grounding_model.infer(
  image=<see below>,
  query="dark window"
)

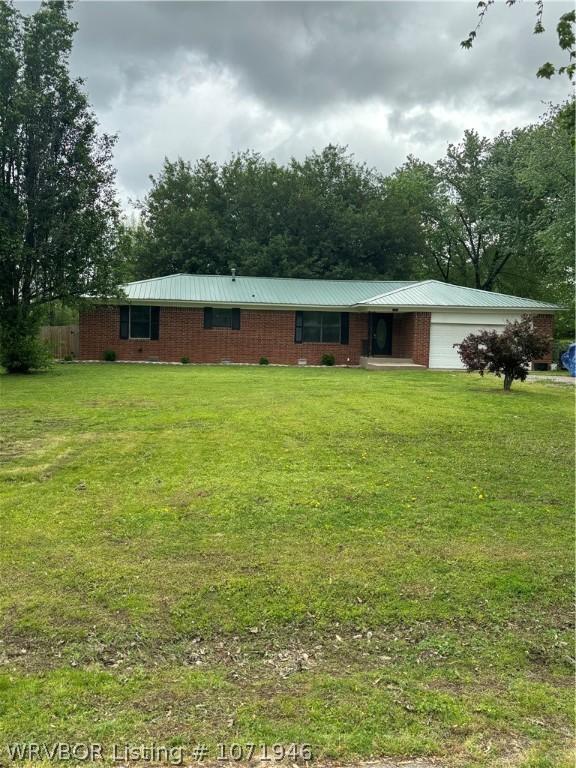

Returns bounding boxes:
[120,306,160,340]
[130,306,151,339]
[301,311,342,343]
[213,308,233,328]
[204,307,241,330]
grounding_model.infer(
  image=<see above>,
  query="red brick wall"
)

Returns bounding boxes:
[411,312,431,367]
[532,313,554,363]
[391,312,431,366]
[391,314,412,358]
[79,305,370,365]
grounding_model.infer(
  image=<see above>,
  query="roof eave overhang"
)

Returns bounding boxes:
[95,297,356,312]
[87,297,560,313]
[353,303,560,312]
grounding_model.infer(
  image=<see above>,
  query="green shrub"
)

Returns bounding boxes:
[62,353,74,362]
[259,356,269,365]
[0,314,52,373]
[103,349,117,362]
[320,353,335,366]
[180,356,190,365]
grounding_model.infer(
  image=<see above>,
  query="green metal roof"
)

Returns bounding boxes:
[120,274,415,307]
[357,279,559,310]
[118,274,558,311]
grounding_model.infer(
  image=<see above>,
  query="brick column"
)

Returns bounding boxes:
[532,313,554,364]
[412,312,431,367]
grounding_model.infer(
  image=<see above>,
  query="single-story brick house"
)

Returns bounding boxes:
[79,273,557,368]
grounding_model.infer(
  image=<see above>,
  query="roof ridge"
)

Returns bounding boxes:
[123,273,186,286]
[424,279,554,305]
[120,276,418,294]
[359,278,556,308]
[357,279,435,304]
[171,274,415,285]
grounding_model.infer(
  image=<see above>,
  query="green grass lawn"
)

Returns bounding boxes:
[0,364,573,767]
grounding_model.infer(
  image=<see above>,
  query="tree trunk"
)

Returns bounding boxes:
[503,373,513,391]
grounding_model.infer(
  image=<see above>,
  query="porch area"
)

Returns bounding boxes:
[360,311,430,368]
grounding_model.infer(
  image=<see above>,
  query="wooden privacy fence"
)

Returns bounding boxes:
[40,325,79,359]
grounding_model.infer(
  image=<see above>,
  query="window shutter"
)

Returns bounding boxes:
[120,306,129,339]
[150,307,160,340]
[294,311,303,343]
[340,312,349,344]
[204,307,213,329]
[231,308,241,330]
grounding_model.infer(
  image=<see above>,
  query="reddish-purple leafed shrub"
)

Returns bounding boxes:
[455,315,551,391]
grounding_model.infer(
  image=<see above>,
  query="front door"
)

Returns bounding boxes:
[370,313,393,356]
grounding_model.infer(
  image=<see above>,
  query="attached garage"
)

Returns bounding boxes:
[429,312,522,369]
[356,280,556,369]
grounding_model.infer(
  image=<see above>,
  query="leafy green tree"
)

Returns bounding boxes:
[0,1,123,372]
[135,157,229,277]
[388,157,479,284]
[472,102,574,335]
[391,109,574,334]
[134,145,422,281]
[461,2,575,80]
[435,129,545,292]
[506,102,575,335]
[394,131,536,291]
[286,145,422,279]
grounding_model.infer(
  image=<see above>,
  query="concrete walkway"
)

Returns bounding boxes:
[527,374,574,385]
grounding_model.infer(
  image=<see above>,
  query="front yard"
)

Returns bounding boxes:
[0,364,573,767]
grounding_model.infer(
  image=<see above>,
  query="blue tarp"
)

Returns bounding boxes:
[560,343,576,377]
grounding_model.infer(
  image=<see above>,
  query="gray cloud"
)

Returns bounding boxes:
[19,1,572,208]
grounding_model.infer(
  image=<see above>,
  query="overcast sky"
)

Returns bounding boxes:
[21,1,574,210]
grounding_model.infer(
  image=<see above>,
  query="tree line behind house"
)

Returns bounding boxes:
[126,103,574,336]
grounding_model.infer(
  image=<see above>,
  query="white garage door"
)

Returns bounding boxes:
[429,323,503,369]
[429,310,520,368]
